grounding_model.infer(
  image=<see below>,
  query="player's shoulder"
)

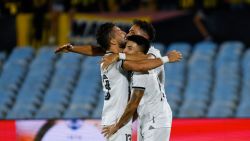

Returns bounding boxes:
[148,46,161,58]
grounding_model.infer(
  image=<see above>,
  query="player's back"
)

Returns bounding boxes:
[100,54,130,126]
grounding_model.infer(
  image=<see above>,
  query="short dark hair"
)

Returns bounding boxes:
[133,20,156,41]
[127,35,150,54]
[96,22,115,51]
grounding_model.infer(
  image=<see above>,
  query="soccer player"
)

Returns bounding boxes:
[55,20,180,101]
[100,21,176,141]
[95,23,179,141]
[103,20,169,95]
[55,20,180,93]
[102,35,173,141]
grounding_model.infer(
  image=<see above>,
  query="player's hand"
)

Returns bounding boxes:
[54,43,73,54]
[101,124,119,138]
[101,53,119,70]
[166,50,182,63]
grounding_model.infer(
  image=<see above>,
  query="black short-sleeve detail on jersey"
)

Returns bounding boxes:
[132,86,145,90]
[148,53,157,59]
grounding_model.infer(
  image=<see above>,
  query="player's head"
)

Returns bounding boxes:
[96,22,126,51]
[123,35,150,55]
[126,19,156,42]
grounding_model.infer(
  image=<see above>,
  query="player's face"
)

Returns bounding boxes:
[123,41,142,55]
[112,26,126,47]
[126,25,149,40]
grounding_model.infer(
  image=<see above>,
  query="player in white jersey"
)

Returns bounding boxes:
[100,54,132,141]
[96,23,179,141]
[55,20,180,99]
[55,20,181,140]
[100,21,179,141]
[102,20,179,94]
[102,35,179,141]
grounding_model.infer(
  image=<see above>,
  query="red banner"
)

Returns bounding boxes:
[0,119,250,141]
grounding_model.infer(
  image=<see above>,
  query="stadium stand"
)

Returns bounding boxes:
[236,49,250,117]
[6,47,57,119]
[0,41,249,119]
[0,47,34,118]
[178,41,217,117]
[64,57,102,119]
[207,42,243,117]
[165,42,191,116]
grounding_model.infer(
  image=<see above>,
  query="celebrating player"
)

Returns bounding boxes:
[102,35,174,141]
[95,23,179,141]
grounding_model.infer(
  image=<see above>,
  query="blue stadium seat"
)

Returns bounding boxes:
[207,101,237,117]
[64,109,91,119]
[35,102,66,119]
[15,91,42,107]
[35,107,62,119]
[91,92,104,118]
[152,43,166,54]
[167,42,191,59]
[236,102,250,117]
[7,47,34,64]
[6,109,34,119]
[193,41,217,57]
[64,103,92,118]
[0,90,16,115]
[178,100,207,118]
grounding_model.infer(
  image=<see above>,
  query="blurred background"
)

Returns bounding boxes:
[0,0,250,140]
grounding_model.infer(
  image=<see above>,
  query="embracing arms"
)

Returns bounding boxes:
[55,44,105,56]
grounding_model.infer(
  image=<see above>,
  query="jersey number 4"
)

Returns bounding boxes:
[103,75,111,100]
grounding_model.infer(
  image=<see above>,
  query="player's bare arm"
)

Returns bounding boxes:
[122,50,182,72]
[54,43,105,56]
[132,110,138,122]
[122,53,176,72]
[101,53,148,70]
[123,59,163,72]
[101,50,182,70]
[102,89,144,138]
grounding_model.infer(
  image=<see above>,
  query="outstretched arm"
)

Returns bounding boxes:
[55,44,105,56]
[102,89,144,138]
[101,50,182,70]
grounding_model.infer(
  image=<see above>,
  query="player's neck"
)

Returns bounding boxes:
[108,44,121,53]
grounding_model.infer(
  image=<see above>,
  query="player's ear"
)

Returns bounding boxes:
[110,38,117,45]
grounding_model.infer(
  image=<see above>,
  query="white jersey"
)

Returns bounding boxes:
[131,72,172,130]
[147,46,166,95]
[100,53,130,126]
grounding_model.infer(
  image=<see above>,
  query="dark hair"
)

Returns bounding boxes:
[133,19,156,41]
[127,35,150,54]
[96,22,115,51]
